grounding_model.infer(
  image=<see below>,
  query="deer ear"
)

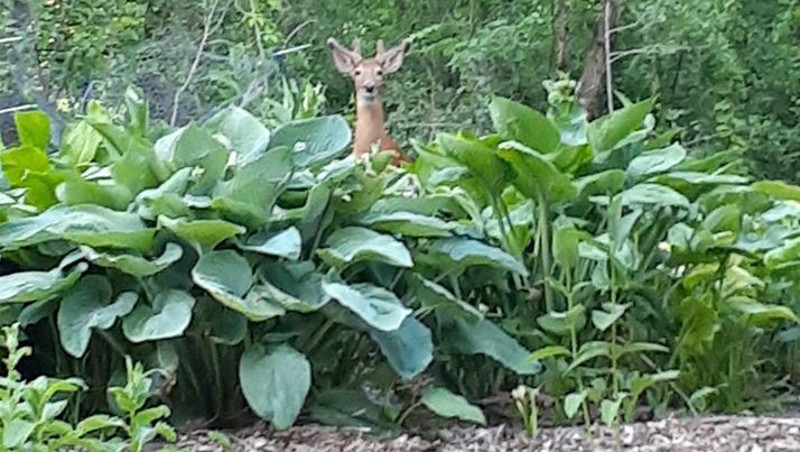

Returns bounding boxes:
[379,38,412,74]
[327,38,360,75]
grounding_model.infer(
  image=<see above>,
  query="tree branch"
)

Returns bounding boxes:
[577,0,623,119]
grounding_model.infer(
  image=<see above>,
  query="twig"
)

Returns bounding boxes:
[0,104,36,115]
[0,36,23,45]
[284,20,315,48]
[273,44,311,56]
[604,0,614,114]
[170,0,229,126]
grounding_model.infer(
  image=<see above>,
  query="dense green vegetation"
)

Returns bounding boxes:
[1,0,800,449]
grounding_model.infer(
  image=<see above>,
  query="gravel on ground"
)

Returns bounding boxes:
[174,415,800,452]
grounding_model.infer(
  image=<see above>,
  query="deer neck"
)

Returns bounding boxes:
[354,97,388,155]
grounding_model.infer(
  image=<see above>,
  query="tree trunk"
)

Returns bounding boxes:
[577,0,622,119]
[553,0,569,72]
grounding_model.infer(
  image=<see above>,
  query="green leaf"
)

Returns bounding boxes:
[57,275,138,357]
[564,390,588,419]
[421,387,486,425]
[80,242,183,277]
[763,237,800,270]
[575,169,626,198]
[529,345,571,361]
[322,281,411,331]
[428,237,528,276]
[193,298,248,345]
[212,146,292,226]
[62,121,104,167]
[0,204,154,251]
[75,415,126,435]
[269,115,350,168]
[489,96,559,153]
[497,140,576,203]
[728,296,800,325]
[238,227,302,260]
[3,419,35,448]
[122,290,196,342]
[752,180,800,202]
[537,305,587,336]
[91,122,167,195]
[567,341,612,372]
[1,145,50,185]
[204,106,270,166]
[589,99,653,153]
[154,123,229,194]
[239,344,311,430]
[443,317,540,375]
[600,394,626,427]
[626,143,686,180]
[552,224,591,269]
[410,275,483,322]
[192,250,284,322]
[614,183,690,208]
[255,261,329,312]
[318,227,413,268]
[368,316,433,380]
[56,174,133,210]
[356,211,452,238]
[591,303,630,332]
[159,216,245,254]
[15,111,50,150]
[0,262,87,303]
[437,132,513,197]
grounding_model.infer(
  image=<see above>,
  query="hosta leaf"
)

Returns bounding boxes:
[80,243,183,277]
[428,237,528,276]
[410,275,482,322]
[537,305,587,335]
[57,275,138,358]
[318,227,413,268]
[159,216,245,254]
[204,106,270,165]
[0,262,87,303]
[575,169,626,198]
[0,204,154,251]
[421,387,486,425]
[122,290,196,342]
[134,167,193,219]
[193,297,248,345]
[589,99,653,153]
[56,173,132,211]
[356,211,452,237]
[765,237,800,270]
[497,140,576,203]
[614,183,689,208]
[368,316,433,380]
[437,132,512,197]
[192,250,284,321]
[91,122,167,195]
[322,281,411,331]
[238,227,302,260]
[728,296,800,324]
[489,96,559,153]
[154,123,228,194]
[239,344,311,430]
[752,180,800,202]
[15,110,50,150]
[256,261,329,312]
[443,317,540,375]
[268,115,351,168]
[626,143,686,180]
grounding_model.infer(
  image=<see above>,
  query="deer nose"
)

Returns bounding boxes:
[364,83,375,93]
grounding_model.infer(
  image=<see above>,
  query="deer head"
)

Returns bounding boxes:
[326,37,412,105]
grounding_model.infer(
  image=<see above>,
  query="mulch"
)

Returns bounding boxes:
[174,414,800,451]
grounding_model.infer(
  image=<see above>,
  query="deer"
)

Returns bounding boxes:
[326,36,413,167]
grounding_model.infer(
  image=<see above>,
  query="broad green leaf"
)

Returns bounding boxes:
[0,145,50,185]
[75,415,127,436]
[600,394,626,427]
[626,143,686,180]
[437,132,512,197]
[255,261,329,312]
[154,123,229,194]
[489,96,559,153]
[124,85,149,137]
[193,297,248,345]
[591,303,630,331]
[765,237,800,270]
[204,106,270,165]
[238,227,302,260]
[428,237,528,276]
[421,387,486,425]
[323,281,411,331]
[553,224,591,269]
[269,115,350,168]
[537,305,586,336]
[159,216,245,253]
[752,180,800,202]
[575,169,626,198]
[567,341,612,372]
[614,183,689,208]
[411,275,483,322]
[368,316,433,380]
[57,275,138,358]
[497,140,576,203]
[91,122,167,195]
[80,242,183,277]
[0,204,154,251]
[564,390,588,419]
[654,172,748,189]
[356,211,452,237]
[529,345,571,361]
[192,250,284,321]
[212,146,292,227]
[728,296,800,325]
[589,99,653,153]
[61,106,106,166]
[122,290,196,342]
[134,167,193,219]
[239,344,311,430]
[15,111,50,150]
[56,174,133,210]
[0,263,87,303]
[443,317,540,375]
[318,227,413,268]
[3,419,35,448]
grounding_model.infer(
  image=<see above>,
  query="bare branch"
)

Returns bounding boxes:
[0,36,23,45]
[604,0,614,114]
[0,104,36,115]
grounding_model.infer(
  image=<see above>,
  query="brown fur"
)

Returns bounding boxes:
[327,37,412,166]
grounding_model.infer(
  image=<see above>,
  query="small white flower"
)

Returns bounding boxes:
[657,241,671,253]
[226,150,239,168]
[190,167,205,179]
[511,385,528,401]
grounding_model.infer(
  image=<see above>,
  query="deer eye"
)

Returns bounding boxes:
[376,69,383,76]
[354,70,362,76]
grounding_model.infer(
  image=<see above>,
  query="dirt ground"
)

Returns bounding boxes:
[175,414,800,452]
